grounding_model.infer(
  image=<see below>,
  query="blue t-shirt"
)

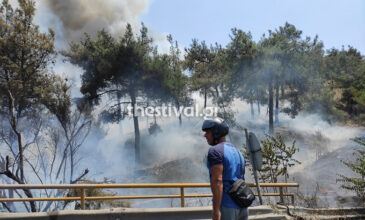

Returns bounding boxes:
[207,142,246,209]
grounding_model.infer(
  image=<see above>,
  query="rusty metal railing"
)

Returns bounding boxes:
[0,183,299,210]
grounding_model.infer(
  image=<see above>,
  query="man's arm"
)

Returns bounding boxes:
[211,164,223,220]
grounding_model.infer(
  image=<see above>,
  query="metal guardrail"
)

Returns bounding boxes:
[0,183,299,210]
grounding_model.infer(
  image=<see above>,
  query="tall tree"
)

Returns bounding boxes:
[0,0,56,212]
[256,23,324,133]
[156,35,191,126]
[0,0,88,212]
[184,39,214,108]
[255,46,282,133]
[64,24,167,166]
[260,23,302,129]
[185,39,236,124]
[226,28,257,120]
[323,47,365,121]
[184,40,232,109]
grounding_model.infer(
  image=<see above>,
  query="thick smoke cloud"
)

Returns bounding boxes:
[41,0,149,46]
[28,0,152,97]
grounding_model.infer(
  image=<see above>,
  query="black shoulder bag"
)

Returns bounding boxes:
[227,149,255,207]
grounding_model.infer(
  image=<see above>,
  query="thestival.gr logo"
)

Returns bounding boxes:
[126,104,218,117]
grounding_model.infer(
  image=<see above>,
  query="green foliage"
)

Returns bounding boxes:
[150,35,192,125]
[324,47,365,122]
[187,22,364,128]
[65,23,165,109]
[260,23,324,119]
[64,24,160,163]
[0,0,58,117]
[337,138,365,203]
[226,28,259,122]
[184,38,238,124]
[0,0,81,212]
[260,135,301,183]
[64,24,195,163]
[184,40,222,102]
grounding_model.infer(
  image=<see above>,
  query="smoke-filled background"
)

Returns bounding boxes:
[1,0,364,211]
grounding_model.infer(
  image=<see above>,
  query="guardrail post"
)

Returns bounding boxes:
[279,186,284,204]
[291,195,294,205]
[180,187,185,207]
[80,188,85,210]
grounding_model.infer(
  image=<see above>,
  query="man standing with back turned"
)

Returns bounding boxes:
[202,117,248,220]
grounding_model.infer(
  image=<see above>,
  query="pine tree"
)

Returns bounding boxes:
[64,24,170,166]
[0,0,71,212]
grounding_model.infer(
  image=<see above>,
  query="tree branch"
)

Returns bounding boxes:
[1,202,12,212]
[71,169,89,184]
[0,156,36,212]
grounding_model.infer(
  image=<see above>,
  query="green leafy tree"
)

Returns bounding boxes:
[255,23,324,133]
[210,44,237,125]
[254,46,283,133]
[0,0,90,212]
[184,39,216,109]
[152,35,192,126]
[185,38,236,124]
[337,138,365,204]
[0,0,57,212]
[324,47,365,122]
[260,135,300,184]
[64,24,168,165]
[226,28,258,120]
[260,23,304,131]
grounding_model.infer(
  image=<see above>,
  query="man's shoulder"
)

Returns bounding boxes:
[208,142,225,153]
[207,144,225,166]
[222,142,235,148]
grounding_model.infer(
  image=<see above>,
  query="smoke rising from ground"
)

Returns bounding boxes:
[79,94,363,181]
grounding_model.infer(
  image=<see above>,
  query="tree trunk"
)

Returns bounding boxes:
[250,100,254,120]
[70,142,74,183]
[57,123,73,184]
[2,157,37,212]
[177,101,182,126]
[215,86,220,100]
[7,90,24,181]
[130,91,140,167]
[268,79,274,134]
[204,87,207,109]
[257,101,261,115]
[117,90,122,121]
[275,82,279,124]
[8,91,37,211]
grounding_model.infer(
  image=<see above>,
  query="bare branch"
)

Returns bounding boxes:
[71,169,89,184]
[1,202,12,212]
[0,156,36,212]
[13,189,30,213]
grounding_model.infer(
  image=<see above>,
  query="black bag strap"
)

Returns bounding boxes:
[223,148,245,193]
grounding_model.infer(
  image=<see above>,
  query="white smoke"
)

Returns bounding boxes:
[38,0,150,47]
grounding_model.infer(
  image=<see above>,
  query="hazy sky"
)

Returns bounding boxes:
[141,0,365,53]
